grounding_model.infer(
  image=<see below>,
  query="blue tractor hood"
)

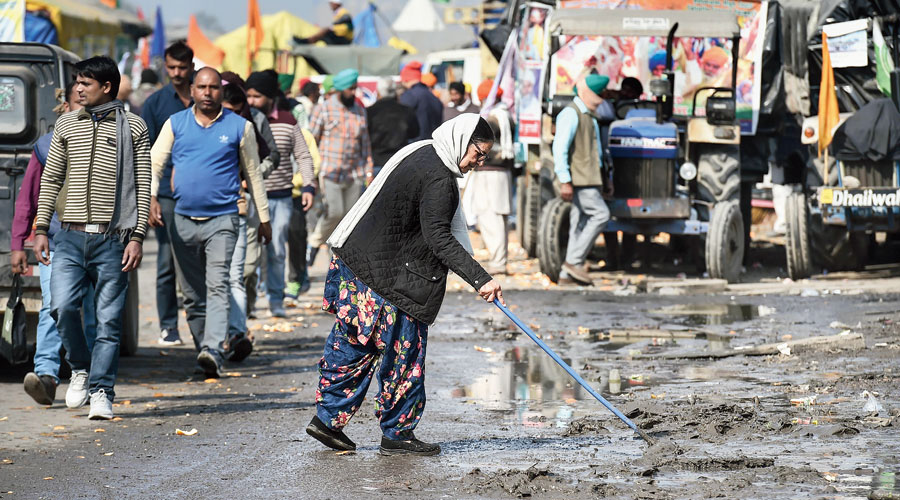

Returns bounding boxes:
[608,109,677,159]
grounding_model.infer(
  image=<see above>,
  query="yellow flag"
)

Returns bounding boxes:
[818,33,840,155]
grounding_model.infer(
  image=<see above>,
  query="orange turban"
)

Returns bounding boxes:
[701,46,730,67]
[421,72,437,88]
[477,79,502,101]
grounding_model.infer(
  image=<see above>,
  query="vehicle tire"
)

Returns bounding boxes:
[119,270,139,357]
[697,146,741,209]
[537,197,571,283]
[784,191,813,280]
[807,213,859,272]
[518,174,541,257]
[705,200,744,283]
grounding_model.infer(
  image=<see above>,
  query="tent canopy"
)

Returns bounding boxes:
[25,0,150,55]
[215,11,320,77]
[393,0,445,32]
[290,44,403,76]
[550,8,740,39]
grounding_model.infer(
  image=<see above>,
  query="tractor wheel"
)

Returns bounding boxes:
[119,270,140,357]
[518,174,541,257]
[537,197,571,283]
[784,191,814,280]
[808,213,860,272]
[697,146,741,214]
[705,200,744,283]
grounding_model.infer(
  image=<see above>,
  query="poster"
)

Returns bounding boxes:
[516,3,552,145]
[552,0,767,135]
[517,62,545,144]
[823,19,868,68]
[0,0,24,43]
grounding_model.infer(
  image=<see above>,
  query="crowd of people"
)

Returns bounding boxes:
[11,39,510,453]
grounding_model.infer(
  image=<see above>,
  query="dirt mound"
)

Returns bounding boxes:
[624,401,783,442]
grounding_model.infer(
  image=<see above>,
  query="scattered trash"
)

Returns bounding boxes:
[158,350,169,356]
[204,379,218,384]
[175,428,198,436]
[862,391,885,415]
[103,452,114,456]
[790,396,817,407]
[335,450,356,456]
[473,345,494,353]
[577,326,590,335]
[800,289,820,297]
[608,369,621,395]
[0,417,7,421]
[263,322,293,333]
[776,343,791,356]
[791,417,818,425]
[94,428,105,433]
[225,372,242,377]
[43,477,53,480]
[829,320,852,330]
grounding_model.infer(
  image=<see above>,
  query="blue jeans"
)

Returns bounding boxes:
[154,196,179,332]
[35,251,97,383]
[50,229,129,401]
[228,215,248,338]
[171,213,238,355]
[265,196,292,309]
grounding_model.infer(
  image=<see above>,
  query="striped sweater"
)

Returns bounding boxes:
[36,108,152,242]
[266,109,315,196]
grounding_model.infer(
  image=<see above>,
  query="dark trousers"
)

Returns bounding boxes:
[154,196,179,331]
[288,197,308,283]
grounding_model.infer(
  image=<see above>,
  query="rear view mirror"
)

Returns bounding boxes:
[649,78,669,97]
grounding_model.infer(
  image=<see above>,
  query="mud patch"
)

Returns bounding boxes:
[460,465,579,498]
[564,417,612,436]
[624,401,784,441]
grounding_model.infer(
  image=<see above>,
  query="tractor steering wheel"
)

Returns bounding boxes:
[614,99,657,120]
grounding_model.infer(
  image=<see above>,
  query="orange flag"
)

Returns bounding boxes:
[818,33,840,156]
[247,0,264,72]
[188,15,225,68]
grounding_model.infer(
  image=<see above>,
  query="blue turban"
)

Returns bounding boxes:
[649,50,667,71]
[333,68,359,91]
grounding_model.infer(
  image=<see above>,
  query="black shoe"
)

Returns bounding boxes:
[197,349,223,378]
[306,415,356,451]
[225,335,253,363]
[23,372,57,405]
[379,433,441,456]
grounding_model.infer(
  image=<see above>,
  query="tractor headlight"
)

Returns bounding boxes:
[679,162,697,181]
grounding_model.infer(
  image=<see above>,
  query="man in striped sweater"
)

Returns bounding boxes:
[246,71,316,318]
[33,56,151,420]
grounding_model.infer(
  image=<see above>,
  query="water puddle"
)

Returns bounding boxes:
[648,303,774,326]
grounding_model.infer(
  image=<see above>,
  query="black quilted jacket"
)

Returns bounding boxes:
[333,145,491,324]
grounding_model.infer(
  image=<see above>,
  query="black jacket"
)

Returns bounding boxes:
[399,83,444,142]
[334,145,491,324]
[367,97,419,166]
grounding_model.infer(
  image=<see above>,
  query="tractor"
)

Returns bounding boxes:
[533,9,745,283]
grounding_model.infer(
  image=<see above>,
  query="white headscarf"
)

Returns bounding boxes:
[327,113,481,254]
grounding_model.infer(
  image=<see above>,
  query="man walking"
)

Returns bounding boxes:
[398,61,443,142]
[442,81,479,122]
[551,75,611,286]
[367,77,418,178]
[33,56,151,419]
[149,68,272,377]
[12,81,97,406]
[245,70,316,317]
[307,69,373,267]
[141,41,194,346]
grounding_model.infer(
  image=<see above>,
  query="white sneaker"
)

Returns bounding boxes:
[88,389,114,420]
[66,370,89,408]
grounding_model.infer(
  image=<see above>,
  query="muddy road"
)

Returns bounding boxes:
[1,238,899,499]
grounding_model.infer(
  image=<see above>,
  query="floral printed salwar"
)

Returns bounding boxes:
[315,258,428,439]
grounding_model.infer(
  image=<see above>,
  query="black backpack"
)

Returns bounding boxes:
[1,275,29,365]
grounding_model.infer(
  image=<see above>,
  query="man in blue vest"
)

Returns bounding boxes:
[149,67,271,377]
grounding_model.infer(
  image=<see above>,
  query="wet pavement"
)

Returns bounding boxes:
[1,237,899,499]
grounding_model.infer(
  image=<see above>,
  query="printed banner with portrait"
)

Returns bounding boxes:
[552,0,767,134]
[516,3,552,144]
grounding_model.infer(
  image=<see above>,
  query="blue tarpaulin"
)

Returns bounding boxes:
[353,2,381,47]
[24,11,58,45]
